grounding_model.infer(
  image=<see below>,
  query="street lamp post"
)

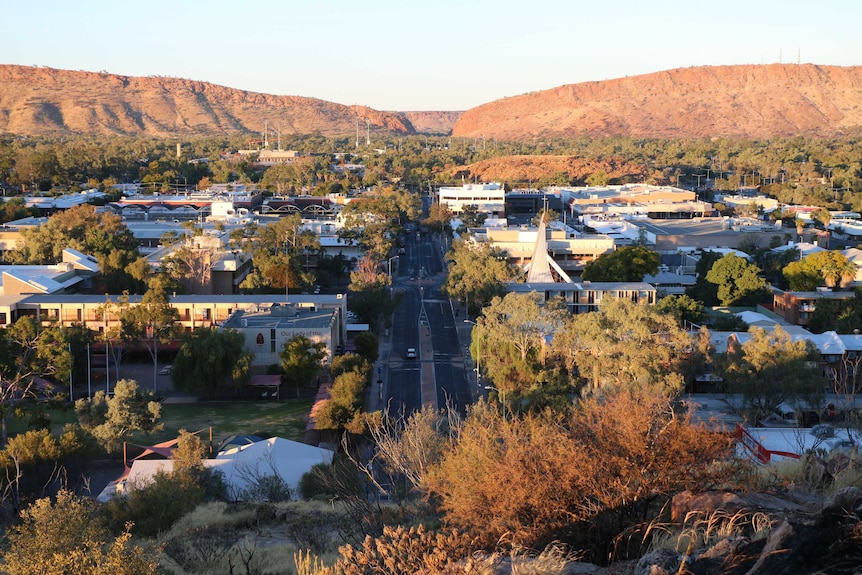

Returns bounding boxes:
[147,323,159,396]
[464,319,480,386]
[386,255,398,280]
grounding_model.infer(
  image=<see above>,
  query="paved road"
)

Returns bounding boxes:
[376,225,473,417]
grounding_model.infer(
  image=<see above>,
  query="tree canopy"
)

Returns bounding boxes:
[782,250,856,291]
[551,297,692,396]
[443,240,519,317]
[8,204,143,292]
[581,245,659,282]
[280,334,326,387]
[172,328,253,399]
[75,379,162,454]
[718,326,823,423]
[705,253,767,306]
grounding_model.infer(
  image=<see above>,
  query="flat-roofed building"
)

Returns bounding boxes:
[507,281,657,314]
[221,302,340,366]
[470,222,615,275]
[437,182,505,216]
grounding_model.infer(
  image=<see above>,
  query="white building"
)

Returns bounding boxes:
[437,182,505,217]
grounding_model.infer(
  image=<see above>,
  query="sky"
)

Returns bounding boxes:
[3,0,860,111]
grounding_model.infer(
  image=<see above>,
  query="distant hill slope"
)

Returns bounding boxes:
[0,65,417,137]
[452,64,862,140]
[398,111,463,135]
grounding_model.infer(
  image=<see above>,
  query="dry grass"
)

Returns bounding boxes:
[159,500,344,575]
[647,508,775,556]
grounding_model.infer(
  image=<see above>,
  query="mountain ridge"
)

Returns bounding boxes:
[0,64,421,137]
[452,64,862,140]
[2,63,862,139]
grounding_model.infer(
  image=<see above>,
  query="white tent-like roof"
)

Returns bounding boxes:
[99,437,333,502]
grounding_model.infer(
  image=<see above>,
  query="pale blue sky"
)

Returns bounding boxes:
[3,0,859,111]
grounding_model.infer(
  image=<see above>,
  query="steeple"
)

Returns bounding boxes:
[526,212,556,283]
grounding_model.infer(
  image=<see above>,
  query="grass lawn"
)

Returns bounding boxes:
[155,399,314,444]
[17,398,315,448]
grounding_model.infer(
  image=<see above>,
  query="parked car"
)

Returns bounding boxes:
[406,348,417,359]
[158,365,173,375]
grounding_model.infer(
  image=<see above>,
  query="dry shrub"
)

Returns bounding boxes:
[424,390,733,554]
[163,502,257,537]
[508,543,581,575]
[329,524,474,575]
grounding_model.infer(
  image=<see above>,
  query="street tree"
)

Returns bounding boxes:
[422,202,453,235]
[705,253,767,306]
[581,245,659,282]
[472,292,568,404]
[280,335,326,392]
[348,255,397,326]
[551,297,691,396]
[718,326,823,424]
[443,240,519,317]
[172,328,253,399]
[75,379,162,454]
[120,288,179,395]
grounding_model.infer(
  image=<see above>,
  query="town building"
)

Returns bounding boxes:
[0,248,99,296]
[437,182,505,217]
[221,302,340,366]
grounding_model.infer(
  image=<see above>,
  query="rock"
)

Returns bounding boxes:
[671,490,807,523]
[634,548,680,575]
[821,486,862,525]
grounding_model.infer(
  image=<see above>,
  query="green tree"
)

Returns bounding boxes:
[655,294,708,327]
[551,297,691,396]
[172,328,253,399]
[353,331,379,363]
[585,169,610,187]
[718,326,823,424]
[443,240,519,317]
[1,490,162,575]
[280,334,326,391]
[783,250,856,291]
[422,202,452,235]
[581,245,659,282]
[0,317,70,445]
[9,205,141,292]
[475,292,568,404]
[348,256,397,327]
[705,253,767,306]
[457,204,487,231]
[74,379,162,455]
[314,363,372,431]
[0,197,39,224]
[119,288,179,395]
[686,250,723,306]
